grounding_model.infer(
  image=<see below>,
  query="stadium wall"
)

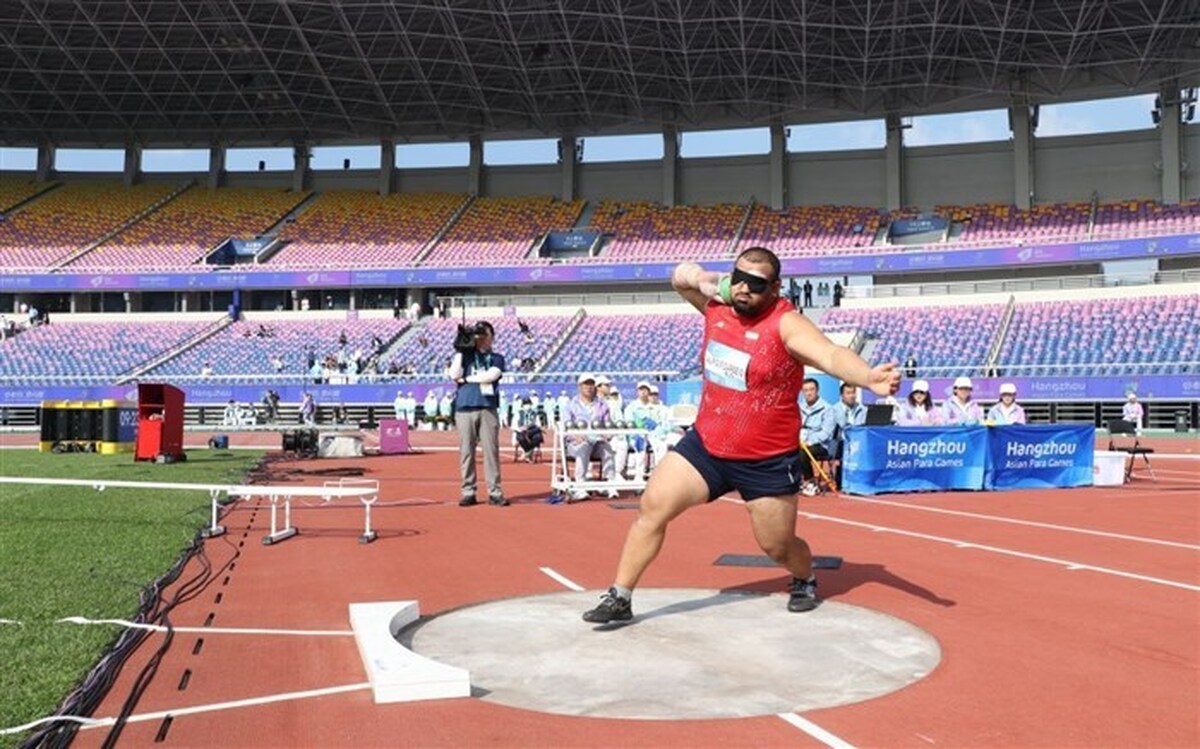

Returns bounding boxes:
[395,167,469,194]
[576,160,663,202]
[1035,129,1160,203]
[481,164,559,197]
[679,155,770,205]
[1185,125,1200,199]
[789,149,887,207]
[9,125,1197,209]
[905,140,1013,206]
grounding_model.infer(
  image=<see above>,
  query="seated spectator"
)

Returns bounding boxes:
[563,374,617,501]
[798,378,837,492]
[1122,392,1144,432]
[515,421,544,462]
[201,362,214,379]
[897,380,942,425]
[614,381,655,479]
[941,376,984,425]
[830,383,866,486]
[987,383,1026,425]
[438,391,455,429]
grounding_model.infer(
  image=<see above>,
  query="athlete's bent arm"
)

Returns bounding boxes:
[672,262,723,313]
[780,311,899,397]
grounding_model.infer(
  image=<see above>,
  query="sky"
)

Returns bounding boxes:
[0,93,1168,173]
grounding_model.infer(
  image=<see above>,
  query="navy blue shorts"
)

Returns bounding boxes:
[670,428,804,502]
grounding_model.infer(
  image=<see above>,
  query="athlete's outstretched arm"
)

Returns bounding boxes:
[780,311,900,397]
[672,262,723,313]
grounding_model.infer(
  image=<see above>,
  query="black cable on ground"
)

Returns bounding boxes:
[21,491,248,749]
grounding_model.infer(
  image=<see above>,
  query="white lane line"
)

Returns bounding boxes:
[539,566,585,591]
[75,682,372,731]
[777,712,857,749]
[844,496,1200,550]
[56,617,353,636]
[798,511,1200,592]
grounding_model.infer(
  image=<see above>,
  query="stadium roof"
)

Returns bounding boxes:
[1,1,1198,147]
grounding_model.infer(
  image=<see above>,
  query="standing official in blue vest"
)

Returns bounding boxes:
[447,321,508,507]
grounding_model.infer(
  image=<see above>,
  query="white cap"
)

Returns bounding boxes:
[595,374,612,385]
[636,380,652,390]
[999,383,1017,395]
[648,385,660,394]
[577,373,596,384]
[912,379,930,393]
[954,376,974,389]
[1127,391,1137,400]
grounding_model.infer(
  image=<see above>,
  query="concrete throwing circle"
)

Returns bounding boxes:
[404,589,940,719]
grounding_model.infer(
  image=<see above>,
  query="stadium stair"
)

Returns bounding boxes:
[413,195,476,265]
[983,296,1017,376]
[53,181,195,269]
[116,314,236,384]
[0,180,61,215]
[532,308,586,375]
[725,198,756,256]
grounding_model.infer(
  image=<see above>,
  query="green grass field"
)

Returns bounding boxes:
[0,449,265,746]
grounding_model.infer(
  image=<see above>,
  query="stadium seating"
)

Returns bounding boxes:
[68,187,309,269]
[1091,199,1200,238]
[0,176,52,213]
[938,202,1092,243]
[421,196,584,266]
[999,295,1199,376]
[271,190,464,267]
[591,201,745,261]
[821,304,1005,375]
[386,316,572,375]
[0,182,177,269]
[145,318,411,382]
[740,204,881,256]
[544,314,705,376]
[0,320,209,381]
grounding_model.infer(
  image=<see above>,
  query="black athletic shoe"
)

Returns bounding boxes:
[788,575,819,612]
[488,496,510,506]
[582,588,633,623]
[458,496,478,507]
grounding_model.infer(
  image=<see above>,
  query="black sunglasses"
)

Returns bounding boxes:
[731,268,772,294]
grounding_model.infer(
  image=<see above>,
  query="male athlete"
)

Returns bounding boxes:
[583,247,900,623]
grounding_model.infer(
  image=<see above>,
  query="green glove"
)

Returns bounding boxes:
[717,274,733,304]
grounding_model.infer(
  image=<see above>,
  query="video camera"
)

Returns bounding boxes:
[453,320,492,354]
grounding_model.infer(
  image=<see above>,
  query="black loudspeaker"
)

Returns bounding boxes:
[281,429,318,458]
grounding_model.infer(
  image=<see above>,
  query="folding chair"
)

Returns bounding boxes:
[1107,419,1156,481]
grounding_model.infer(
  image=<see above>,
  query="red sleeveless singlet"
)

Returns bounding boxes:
[693,298,804,459]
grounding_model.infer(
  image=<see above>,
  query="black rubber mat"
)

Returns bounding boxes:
[713,553,843,570]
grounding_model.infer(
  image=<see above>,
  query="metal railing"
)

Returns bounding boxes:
[847,269,1200,300]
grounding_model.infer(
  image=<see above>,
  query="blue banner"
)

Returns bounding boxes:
[1,372,1196,406]
[891,217,948,237]
[543,230,599,251]
[984,424,1095,490]
[842,425,988,495]
[0,232,1195,292]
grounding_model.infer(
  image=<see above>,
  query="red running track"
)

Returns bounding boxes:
[11,430,1196,748]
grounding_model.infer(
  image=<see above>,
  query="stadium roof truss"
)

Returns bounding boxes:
[0,0,1198,147]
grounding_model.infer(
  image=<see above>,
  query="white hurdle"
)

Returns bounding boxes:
[0,476,376,546]
[322,478,381,544]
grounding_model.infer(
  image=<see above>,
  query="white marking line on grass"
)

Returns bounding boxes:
[539,566,585,591]
[56,617,353,636]
[798,511,1200,592]
[844,496,1200,550]
[777,712,857,749]
[73,682,373,732]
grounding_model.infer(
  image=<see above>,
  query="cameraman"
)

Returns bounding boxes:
[446,320,508,507]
